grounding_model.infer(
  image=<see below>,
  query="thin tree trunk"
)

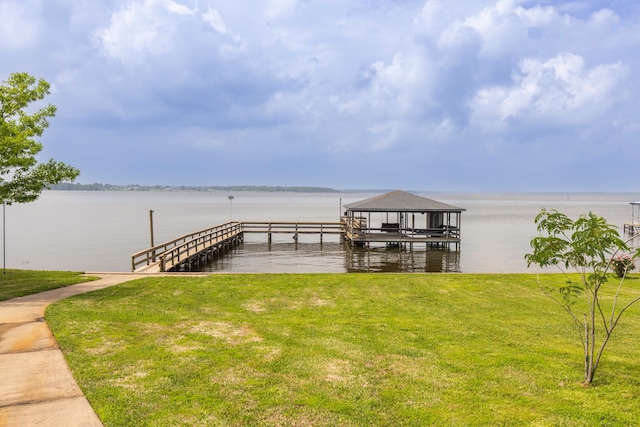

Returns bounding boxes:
[583,314,592,384]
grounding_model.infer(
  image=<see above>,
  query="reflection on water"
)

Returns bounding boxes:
[204,242,345,273]
[345,245,460,273]
[201,241,461,273]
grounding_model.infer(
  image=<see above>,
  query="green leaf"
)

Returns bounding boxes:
[0,72,78,204]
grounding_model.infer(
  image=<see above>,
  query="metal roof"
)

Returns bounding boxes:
[344,190,465,213]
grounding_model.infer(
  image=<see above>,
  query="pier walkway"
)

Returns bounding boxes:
[132,221,344,272]
[132,222,244,273]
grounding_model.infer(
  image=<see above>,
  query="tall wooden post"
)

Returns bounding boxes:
[149,210,155,262]
[149,210,155,247]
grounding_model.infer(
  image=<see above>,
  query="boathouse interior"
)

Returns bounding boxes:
[342,190,465,248]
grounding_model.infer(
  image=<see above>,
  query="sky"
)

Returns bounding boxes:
[1,0,639,191]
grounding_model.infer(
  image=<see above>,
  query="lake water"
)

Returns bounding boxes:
[2,191,639,273]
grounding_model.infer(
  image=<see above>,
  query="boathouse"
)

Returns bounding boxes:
[342,190,465,249]
[624,201,640,234]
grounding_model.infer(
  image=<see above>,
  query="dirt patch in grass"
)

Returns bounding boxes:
[188,321,263,345]
[322,359,358,384]
[85,337,127,356]
[242,300,267,312]
[243,294,335,313]
[261,404,357,427]
[108,360,151,390]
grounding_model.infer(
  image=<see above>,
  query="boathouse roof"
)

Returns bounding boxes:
[344,190,465,213]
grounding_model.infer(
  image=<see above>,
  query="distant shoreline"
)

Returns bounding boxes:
[48,183,640,198]
[50,183,345,193]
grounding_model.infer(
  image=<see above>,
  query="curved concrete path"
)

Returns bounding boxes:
[0,274,149,427]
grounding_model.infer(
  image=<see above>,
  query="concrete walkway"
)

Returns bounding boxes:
[0,274,149,427]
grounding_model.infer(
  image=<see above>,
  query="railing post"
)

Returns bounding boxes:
[149,210,155,261]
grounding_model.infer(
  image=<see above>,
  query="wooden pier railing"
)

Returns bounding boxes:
[242,221,343,243]
[131,221,344,272]
[624,221,640,234]
[131,222,243,272]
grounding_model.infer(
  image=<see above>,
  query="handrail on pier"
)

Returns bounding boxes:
[241,221,343,234]
[158,223,243,272]
[131,222,242,272]
[131,221,345,272]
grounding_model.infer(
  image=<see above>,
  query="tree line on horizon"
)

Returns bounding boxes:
[50,182,340,193]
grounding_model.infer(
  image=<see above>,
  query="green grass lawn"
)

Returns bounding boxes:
[46,273,640,426]
[0,269,95,301]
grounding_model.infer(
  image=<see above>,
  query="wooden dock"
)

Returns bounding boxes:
[132,221,343,272]
[131,217,461,273]
[131,222,244,273]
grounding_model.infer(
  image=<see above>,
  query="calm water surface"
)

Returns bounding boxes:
[3,191,639,273]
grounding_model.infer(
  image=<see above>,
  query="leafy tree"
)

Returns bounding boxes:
[0,72,79,204]
[525,209,640,385]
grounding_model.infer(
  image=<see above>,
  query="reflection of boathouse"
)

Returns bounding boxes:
[342,190,465,249]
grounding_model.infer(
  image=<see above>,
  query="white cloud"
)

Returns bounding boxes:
[165,0,194,15]
[413,0,449,38]
[95,0,204,65]
[0,1,40,49]
[514,3,561,27]
[97,1,170,63]
[265,0,298,21]
[202,6,227,33]
[469,52,629,130]
[458,0,566,58]
[55,69,79,86]
[356,0,634,137]
[369,54,423,106]
[367,121,403,151]
[327,49,435,149]
[587,8,620,28]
